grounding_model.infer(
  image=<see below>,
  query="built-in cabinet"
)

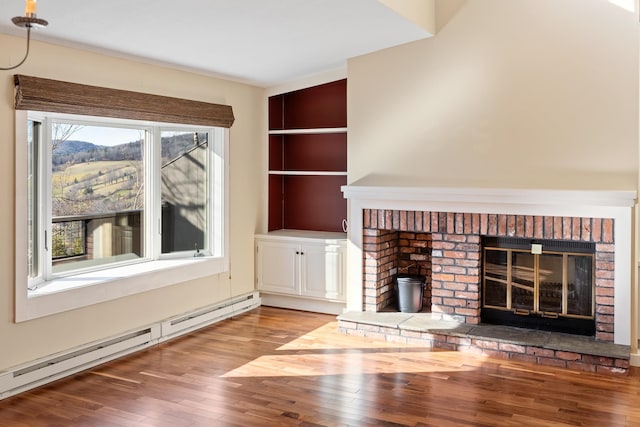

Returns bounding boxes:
[255,231,346,302]
[257,79,348,314]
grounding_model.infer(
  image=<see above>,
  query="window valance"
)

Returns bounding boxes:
[14,74,235,128]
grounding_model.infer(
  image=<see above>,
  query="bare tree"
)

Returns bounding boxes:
[130,130,145,210]
[51,123,85,216]
[52,123,84,152]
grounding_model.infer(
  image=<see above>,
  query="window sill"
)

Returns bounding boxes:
[16,256,228,322]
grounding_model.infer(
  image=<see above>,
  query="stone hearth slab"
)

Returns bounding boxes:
[399,314,474,335]
[338,311,413,328]
[466,324,549,348]
[544,333,629,359]
[337,311,629,361]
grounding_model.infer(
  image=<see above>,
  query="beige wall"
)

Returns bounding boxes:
[379,0,437,35]
[348,0,638,190]
[0,35,263,369]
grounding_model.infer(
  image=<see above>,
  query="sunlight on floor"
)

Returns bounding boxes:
[221,322,478,378]
[277,322,407,351]
[221,352,477,378]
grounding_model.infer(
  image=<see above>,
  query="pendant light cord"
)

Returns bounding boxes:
[1,27,31,71]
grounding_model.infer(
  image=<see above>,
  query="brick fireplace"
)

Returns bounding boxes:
[363,210,614,340]
[342,186,636,347]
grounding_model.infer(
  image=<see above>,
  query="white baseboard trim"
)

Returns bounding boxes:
[0,291,261,400]
[630,344,640,367]
[260,293,345,315]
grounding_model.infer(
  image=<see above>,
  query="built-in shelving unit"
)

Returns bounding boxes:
[258,79,348,314]
[267,79,347,233]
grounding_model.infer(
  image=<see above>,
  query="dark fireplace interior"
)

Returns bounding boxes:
[382,234,596,336]
[481,237,595,336]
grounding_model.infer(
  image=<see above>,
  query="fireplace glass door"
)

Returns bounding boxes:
[482,238,594,335]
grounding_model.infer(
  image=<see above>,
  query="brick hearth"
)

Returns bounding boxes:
[337,311,629,374]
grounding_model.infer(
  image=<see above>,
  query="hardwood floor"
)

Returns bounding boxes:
[1,307,639,427]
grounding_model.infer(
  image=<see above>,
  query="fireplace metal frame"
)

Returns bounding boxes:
[482,237,595,335]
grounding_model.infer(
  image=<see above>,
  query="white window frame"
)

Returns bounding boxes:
[15,110,230,322]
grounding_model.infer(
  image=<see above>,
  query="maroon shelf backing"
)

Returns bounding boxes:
[268,175,284,232]
[268,133,347,172]
[282,175,347,232]
[276,79,347,129]
[268,134,284,171]
[269,95,284,130]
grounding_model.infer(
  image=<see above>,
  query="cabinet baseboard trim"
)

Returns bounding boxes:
[260,293,345,315]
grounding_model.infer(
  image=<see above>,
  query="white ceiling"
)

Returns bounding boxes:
[0,0,431,87]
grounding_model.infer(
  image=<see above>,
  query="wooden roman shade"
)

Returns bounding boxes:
[14,75,234,128]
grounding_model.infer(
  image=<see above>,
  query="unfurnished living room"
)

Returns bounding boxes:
[1,0,640,426]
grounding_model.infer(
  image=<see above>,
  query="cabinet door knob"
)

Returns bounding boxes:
[296,251,300,255]
[300,252,304,255]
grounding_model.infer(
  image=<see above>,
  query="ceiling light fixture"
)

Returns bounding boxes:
[0,0,48,71]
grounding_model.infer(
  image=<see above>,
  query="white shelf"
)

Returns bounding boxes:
[268,128,347,135]
[269,170,347,176]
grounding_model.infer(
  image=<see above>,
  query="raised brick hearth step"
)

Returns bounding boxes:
[337,311,630,374]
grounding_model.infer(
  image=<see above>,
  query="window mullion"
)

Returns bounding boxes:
[211,128,226,257]
[148,127,161,259]
[204,128,212,254]
[43,118,53,281]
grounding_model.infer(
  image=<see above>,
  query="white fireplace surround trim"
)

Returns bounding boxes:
[342,185,637,346]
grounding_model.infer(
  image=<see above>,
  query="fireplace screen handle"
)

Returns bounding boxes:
[513,309,560,319]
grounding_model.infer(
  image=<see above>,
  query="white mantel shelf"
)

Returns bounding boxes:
[342,185,637,209]
[341,184,638,347]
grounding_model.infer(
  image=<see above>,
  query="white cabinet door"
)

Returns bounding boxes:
[256,233,346,303]
[300,243,344,300]
[256,241,299,295]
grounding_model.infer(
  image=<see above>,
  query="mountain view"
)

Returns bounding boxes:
[52,132,198,217]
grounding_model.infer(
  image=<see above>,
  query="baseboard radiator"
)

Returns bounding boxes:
[0,291,260,400]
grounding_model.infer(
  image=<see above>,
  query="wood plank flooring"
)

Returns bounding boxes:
[1,306,639,426]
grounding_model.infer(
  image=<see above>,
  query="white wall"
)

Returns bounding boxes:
[0,35,263,370]
[348,0,638,190]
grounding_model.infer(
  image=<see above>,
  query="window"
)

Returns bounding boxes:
[46,122,146,276]
[17,112,229,321]
[160,130,210,255]
[14,75,233,321]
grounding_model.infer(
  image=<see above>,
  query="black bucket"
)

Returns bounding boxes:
[395,274,426,313]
